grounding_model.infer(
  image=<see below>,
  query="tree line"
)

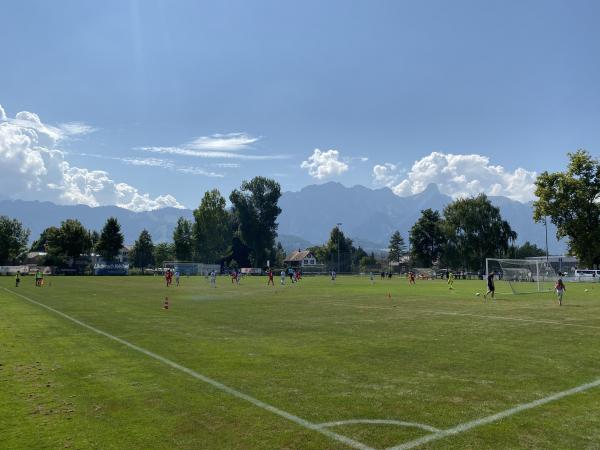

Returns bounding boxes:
[0,176,283,271]
[0,151,599,270]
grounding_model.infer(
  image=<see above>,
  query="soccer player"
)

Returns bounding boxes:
[210,270,217,288]
[280,270,285,285]
[35,269,42,287]
[331,270,336,281]
[165,269,172,287]
[175,271,180,286]
[484,271,495,300]
[15,270,20,287]
[408,271,416,285]
[555,278,566,306]
[447,271,455,289]
[370,271,374,284]
[267,269,274,286]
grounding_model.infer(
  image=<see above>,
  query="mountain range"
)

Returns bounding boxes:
[0,182,565,254]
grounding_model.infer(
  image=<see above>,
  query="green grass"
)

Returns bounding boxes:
[1,274,600,449]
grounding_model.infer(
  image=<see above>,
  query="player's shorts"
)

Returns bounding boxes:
[488,284,495,291]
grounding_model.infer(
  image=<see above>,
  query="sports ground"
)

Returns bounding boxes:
[2,275,599,449]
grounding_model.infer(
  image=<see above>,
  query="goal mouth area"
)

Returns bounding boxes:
[486,258,559,295]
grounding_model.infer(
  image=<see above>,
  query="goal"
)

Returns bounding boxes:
[163,262,220,276]
[486,258,558,294]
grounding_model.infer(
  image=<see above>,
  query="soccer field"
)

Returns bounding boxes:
[2,275,600,449]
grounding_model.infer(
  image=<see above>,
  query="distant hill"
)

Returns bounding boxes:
[0,200,193,244]
[277,182,565,254]
[0,182,565,254]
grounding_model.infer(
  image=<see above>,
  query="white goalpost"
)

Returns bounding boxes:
[486,258,558,294]
[163,262,220,276]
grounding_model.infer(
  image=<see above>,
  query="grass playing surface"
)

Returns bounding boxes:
[1,275,600,449]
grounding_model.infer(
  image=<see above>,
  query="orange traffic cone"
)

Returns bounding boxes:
[163,296,169,310]
[387,292,392,300]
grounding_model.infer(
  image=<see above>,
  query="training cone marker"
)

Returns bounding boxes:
[387,292,392,300]
[163,296,169,310]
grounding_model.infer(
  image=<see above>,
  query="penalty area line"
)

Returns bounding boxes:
[2,288,374,450]
[387,377,600,450]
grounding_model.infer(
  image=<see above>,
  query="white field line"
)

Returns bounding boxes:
[317,419,440,433]
[318,301,600,331]
[2,288,373,450]
[387,377,600,450]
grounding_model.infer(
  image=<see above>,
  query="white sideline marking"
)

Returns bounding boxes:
[2,288,374,450]
[317,419,440,433]
[387,377,600,450]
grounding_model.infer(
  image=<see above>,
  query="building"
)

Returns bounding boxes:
[284,249,319,268]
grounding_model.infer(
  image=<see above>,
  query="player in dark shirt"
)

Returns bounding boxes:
[484,271,495,300]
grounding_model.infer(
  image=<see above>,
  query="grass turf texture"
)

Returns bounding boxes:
[1,275,600,450]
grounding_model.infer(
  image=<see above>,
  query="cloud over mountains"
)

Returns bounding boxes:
[373,152,537,202]
[0,105,183,212]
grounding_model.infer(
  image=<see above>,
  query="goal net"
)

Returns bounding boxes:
[486,258,558,294]
[163,262,220,276]
[411,268,436,280]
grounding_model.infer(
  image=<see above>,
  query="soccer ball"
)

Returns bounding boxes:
[584,289,589,292]
[476,292,481,296]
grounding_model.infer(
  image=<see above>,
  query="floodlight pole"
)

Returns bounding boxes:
[544,216,549,263]
[337,223,342,273]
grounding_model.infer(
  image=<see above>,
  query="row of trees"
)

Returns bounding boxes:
[1,151,599,270]
[147,177,283,269]
[386,196,546,272]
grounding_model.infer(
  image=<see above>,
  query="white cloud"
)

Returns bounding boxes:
[301,148,349,179]
[0,104,183,211]
[140,146,289,160]
[188,132,259,150]
[383,152,537,202]
[372,163,399,187]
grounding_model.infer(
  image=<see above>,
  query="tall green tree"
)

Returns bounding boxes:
[193,189,230,263]
[30,226,60,252]
[0,216,30,265]
[57,219,92,262]
[230,176,282,267]
[131,229,155,270]
[409,209,445,267]
[173,217,193,261]
[154,242,175,268]
[388,230,405,265]
[534,150,600,267]
[97,217,124,262]
[443,194,517,271]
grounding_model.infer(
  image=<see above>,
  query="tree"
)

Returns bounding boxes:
[57,219,92,262]
[388,230,405,265]
[31,226,60,252]
[360,252,378,271]
[272,242,287,268]
[230,176,282,267]
[534,150,600,267]
[173,217,193,261]
[510,241,546,259]
[0,216,30,265]
[443,194,517,271]
[131,229,155,270]
[192,189,230,263]
[154,242,175,268]
[409,209,445,267]
[97,217,124,262]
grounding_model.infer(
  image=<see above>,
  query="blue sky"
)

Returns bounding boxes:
[1,0,599,210]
